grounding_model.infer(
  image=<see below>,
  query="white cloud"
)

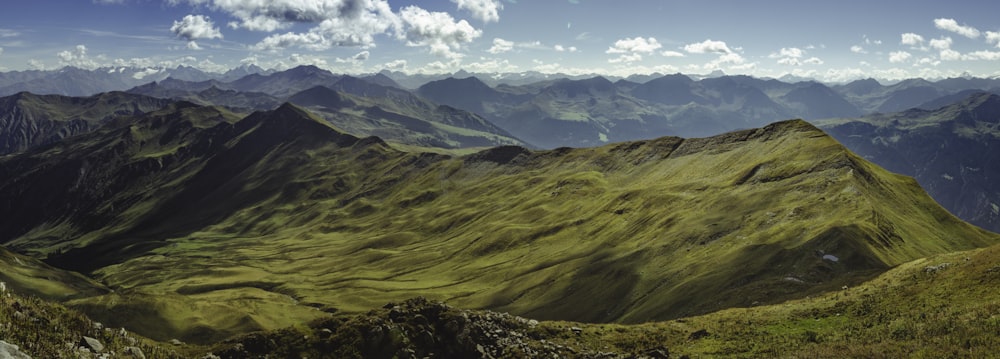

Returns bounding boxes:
[0,29,19,38]
[929,36,952,50]
[987,31,1000,47]
[186,41,202,50]
[661,50,684,57]
[769,47,804,58]
[170,14,222,41]
[916,57,941,66]
[178,0,401,50]
[803,57,823,65]
[28,59,46,70]
[57,45,101,69]
[382,59,407,71]
[704,52,746,70]
[770,47,811,66]
[336,50,370,65]
[850,45,866,54]
[777,57,800,66]
[608,52,643,64]
[451,0,502,23]
[934,18,980,38]
[901,32,925,46]
[0,47,3,57]
[400,6,481,60]
[606,37,660,64]
[463,57,518,72]
[607,37,662,54]
[488,38,513,54]
[554,44,577,52]
[683,39,732,54]
[963,50,1000,61]
[939,48,961,61]
[132,67,164,80]
[889,51,912,63]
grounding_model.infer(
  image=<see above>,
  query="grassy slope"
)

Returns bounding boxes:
[2,110,982,343]
[3,242,998,358]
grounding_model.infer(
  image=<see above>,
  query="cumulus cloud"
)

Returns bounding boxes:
[186,41,202,50]
[661,50,684,57]
[171,14,222,41]
[57,45,101,69]
[777,57,800,66]
[451,0,502,23]
[901,33,924,46]
[934,18,980,38]
[769,47,804,58]
[770,47,813,66]
[939,48,961,61]
[987,31,1000,47]
[382,59,407,71]
[488,38,513,54]
[176,0,402,51]
[704,52,746,70]
[963,50,1000,61]
[608,53,642,64]
[803,57,823,65]
[335,50,370,65]
[607,37,662,54]
[889,51,912,63]
[400,6,481,60]
[929,36,952,50]
[850,45,866,54]
[683,39,732,54]
[606,37,661,64]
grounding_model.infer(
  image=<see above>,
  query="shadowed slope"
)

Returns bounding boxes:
[0,91,170,154]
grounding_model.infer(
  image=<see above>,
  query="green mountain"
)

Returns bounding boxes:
[0,91,170,154]
[818,92,1000,232]
[0,103,994,344]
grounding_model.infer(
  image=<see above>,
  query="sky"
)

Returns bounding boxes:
[1,0,999,82]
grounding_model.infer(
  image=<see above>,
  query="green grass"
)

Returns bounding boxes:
[1,104,996,344]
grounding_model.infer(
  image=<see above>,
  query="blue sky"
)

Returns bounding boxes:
[1,0,999,82]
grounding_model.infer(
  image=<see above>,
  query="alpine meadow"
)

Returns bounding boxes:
[2,1,1000,358]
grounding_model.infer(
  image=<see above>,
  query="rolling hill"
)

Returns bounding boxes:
[0,102,994,344]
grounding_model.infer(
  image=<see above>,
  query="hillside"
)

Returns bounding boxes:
[0,103,994,344]
[818,92,1000,232]
[0,91,170,154]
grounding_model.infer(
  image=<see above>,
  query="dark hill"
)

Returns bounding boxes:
[0,91,170,154]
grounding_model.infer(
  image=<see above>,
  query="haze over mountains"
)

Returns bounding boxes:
[3,64,1000,357]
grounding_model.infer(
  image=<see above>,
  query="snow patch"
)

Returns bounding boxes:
[598,133,608,142]
[822,254,839,262]
[991,203,999,216]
